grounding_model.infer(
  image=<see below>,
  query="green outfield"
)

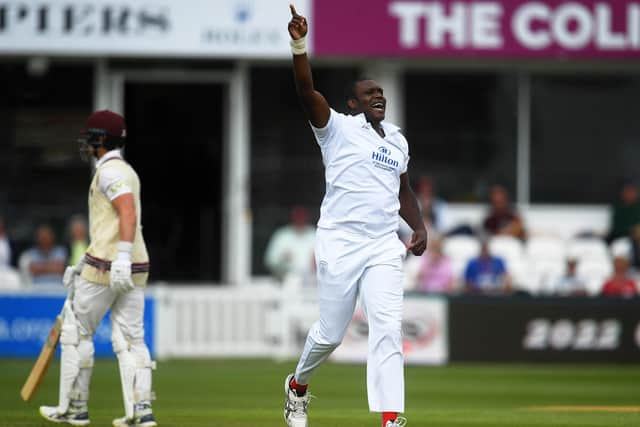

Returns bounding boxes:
[0,358,638,427]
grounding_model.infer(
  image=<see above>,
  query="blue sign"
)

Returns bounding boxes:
[0,293,155,357]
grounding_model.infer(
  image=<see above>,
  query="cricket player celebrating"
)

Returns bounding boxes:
[39,110,157,427]
[284,5,427,427]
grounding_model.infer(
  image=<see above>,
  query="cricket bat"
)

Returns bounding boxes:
[20,311,64,401]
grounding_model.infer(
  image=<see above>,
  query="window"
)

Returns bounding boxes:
[530,75,640,203]
[404,72,518,202]
[250,66,359,275]
[0,62,93,260]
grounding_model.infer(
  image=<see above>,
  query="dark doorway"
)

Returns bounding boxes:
[124,82,224,282]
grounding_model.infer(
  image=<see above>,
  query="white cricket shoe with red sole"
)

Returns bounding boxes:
[385,417,407,427]
[284,373,310,427]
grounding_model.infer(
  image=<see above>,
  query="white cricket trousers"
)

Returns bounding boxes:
[66,278,151,401]
[72,277,147,342]
[294,228,406,412]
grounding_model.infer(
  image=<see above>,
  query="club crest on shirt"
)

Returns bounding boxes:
[371,146,399,172]
[318,260,328,275]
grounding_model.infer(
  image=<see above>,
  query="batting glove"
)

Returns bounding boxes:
[62,259,84,290]
[110,242,135,294]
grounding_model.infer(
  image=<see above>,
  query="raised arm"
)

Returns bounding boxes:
[288,4,330,128]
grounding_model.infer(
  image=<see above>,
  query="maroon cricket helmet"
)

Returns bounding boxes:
[84,110,127,139]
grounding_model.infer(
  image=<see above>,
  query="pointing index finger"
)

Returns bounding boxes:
[290,4,298,16]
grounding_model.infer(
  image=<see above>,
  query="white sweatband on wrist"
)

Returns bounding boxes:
[290,36,306,55]
[116,241,133,262]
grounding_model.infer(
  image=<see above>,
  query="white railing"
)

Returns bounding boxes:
[151,280,319,360]
[150,283,448,364]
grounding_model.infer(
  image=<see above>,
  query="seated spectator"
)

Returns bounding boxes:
[0,215,21,289]
[464,238,512,295]
[601,255,638,298]
[482,185,526,240]
[547,258,587,296]
[630,225,640,269]
[415,176,452,235]
[0,215,11,267]
[19,224,67,286]
[415,237,455,294]
[607,180,640,243]
[67,214,89,266]
[0,267,21,289]
[264,206,316,283]
[400,175,471,242]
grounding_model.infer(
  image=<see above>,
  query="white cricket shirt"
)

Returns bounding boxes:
[311,109,410,238]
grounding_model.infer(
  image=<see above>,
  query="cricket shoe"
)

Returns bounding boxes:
[385,417,408,427]
[112,403,157,427]
[284,373,310,427]
[39,405,90,426]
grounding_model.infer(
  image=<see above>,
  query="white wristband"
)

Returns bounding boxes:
[290,36,306,55]
[117,241,133,262]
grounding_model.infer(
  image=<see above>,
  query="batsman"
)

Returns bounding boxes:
[39,110,157,427]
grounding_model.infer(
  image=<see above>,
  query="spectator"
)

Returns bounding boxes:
[0,216,21,289]
[547,258,587,296]
[630,225,640,269]
[264,206,316,282]
[482,185,526,240]
[414,176,452,234]
[415,237,455,294]
[464,238,512,295]
[19,224,67,286]
[601,255,638,298]
[67,214,89,266]
[607,180,640,243]
[400,175,470,243]
[0,216,11,268]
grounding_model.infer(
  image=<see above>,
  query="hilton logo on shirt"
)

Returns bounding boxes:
[371,146,399,172]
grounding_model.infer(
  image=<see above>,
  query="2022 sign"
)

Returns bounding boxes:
[523,318,622,351]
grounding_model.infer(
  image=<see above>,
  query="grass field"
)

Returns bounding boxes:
[1,358,639,427]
